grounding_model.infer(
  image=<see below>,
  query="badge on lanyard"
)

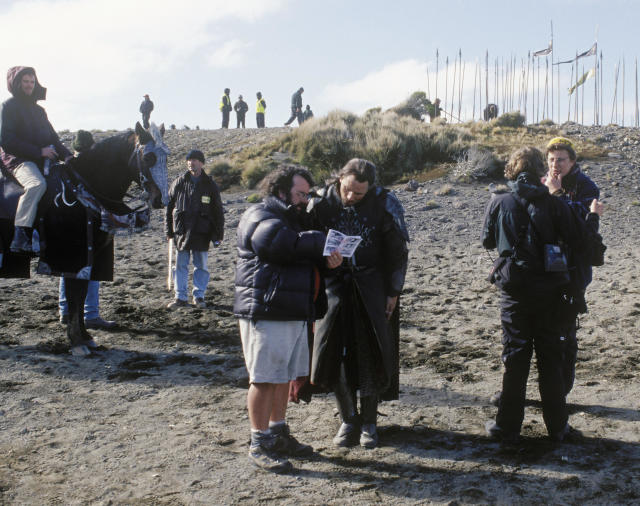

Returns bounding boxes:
[201,195,211,204]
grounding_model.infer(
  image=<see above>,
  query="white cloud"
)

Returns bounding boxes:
[0,0,286,127]
[206,39,252,68]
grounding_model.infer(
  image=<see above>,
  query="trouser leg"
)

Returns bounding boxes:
[535,325,569,437]
[13,161,46,228]
[191,250,209,300]
[562,319,578,396]
[360,395,378,425]
[496,296,533,435]
[334,363,358,423]
[83,280,100,320]
[174,250,190,301]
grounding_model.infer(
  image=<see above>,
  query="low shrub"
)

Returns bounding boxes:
[491,111,526,128]
[241,159,271,189]
[246,193,262,203]
[452,146,503,181]
[208,160,240,190]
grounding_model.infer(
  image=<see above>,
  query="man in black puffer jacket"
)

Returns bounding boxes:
[234,165,342,473]
[165,149,224,309]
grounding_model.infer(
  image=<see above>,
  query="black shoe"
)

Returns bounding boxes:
[271,424,313,456]
[333,422,360,447]
[192,297,207,309]
[485,420,520,444]
[10,226,32,254]
[85,317,117,330]
[248,444,293,473]
[167,299,190,310]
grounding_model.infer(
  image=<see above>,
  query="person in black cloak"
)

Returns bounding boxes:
[308,158,409,449]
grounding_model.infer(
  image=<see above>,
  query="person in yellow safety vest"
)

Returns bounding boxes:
[256,92,266,128]
[220,88,232,129]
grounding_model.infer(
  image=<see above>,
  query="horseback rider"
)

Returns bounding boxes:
[0,66,72,254]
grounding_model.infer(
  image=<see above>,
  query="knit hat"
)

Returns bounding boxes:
[73,130,94,152]
[185,149,205,164]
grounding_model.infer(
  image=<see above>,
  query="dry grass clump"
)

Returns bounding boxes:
[284,109,472,185]
[207,160,240,190]
[434,184,454,196]
[452,146,503,181]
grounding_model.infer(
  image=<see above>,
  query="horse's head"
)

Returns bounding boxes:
[132,122,169,209]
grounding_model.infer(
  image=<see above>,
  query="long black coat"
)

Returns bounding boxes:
[309,184,409,400]
[165,171,224,251]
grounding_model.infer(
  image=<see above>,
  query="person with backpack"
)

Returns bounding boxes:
[482,147,605,443]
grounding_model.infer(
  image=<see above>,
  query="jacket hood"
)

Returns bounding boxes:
[509,171,548,202]
[7,66,47,101]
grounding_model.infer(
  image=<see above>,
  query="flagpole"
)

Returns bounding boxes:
[459,59,465,122]
[426,61,431,99]
[574,52,579,123]
[450,53,457,122]
[622,56,625,127]
[600,51,604,124]
[444,56,449,119]
[635,57,639,128]
[485,50,489,120]
[581,64,585,125]
[551,21,554,123]
[472,60,478,121]
[567,63,573,123]
[435,49,439,104]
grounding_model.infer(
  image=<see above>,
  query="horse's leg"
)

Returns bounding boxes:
[65,278,91,356]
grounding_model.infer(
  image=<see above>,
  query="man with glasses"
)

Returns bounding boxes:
[234,164,342,472]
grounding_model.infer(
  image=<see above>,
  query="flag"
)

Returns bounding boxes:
[533,41,552,57]
[568,67,596,95]
[577,42,597,59]
[554,42,597,65]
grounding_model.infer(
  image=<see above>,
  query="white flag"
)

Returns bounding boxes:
[568,68,596,95]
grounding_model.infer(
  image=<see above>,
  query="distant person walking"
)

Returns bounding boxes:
[220,88,232,129]
[139,94,154,129]
[165,150,224,309]
[234,95,249,129]
[284,87,304,126]
[302,104,313,122]
[256,92,266,128]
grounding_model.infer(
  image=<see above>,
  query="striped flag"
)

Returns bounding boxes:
[533,41,552,57]
[568,68,596,95]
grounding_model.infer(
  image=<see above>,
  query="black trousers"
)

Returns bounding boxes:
[256,113,265,128]
[236,113,246,128]
[142,113,150,129]
[221,110,230,128]
[496,291,569,438]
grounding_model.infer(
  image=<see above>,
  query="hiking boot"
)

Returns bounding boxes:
[271,424,313,456]
[10,226,32,254]
[485,420,520,444]
[192,297,207,309]
[167,299,190,310]
[85,317,117,330]
[333,422,360,447]
[489,391,502,407]
[360,423,378,449]
[248,444,293,473]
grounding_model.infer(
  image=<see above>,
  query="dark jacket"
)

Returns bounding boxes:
[234,100,248,115]
[139,98,154,115]
[553,165,600,291]
[0,66,71,172]
[308,184,409,400]
[165,171,224,251]
[233,196,328,321]
[291,90,303,110]
[482,171,604,298]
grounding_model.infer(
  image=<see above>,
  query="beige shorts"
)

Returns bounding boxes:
[239,319,309,384]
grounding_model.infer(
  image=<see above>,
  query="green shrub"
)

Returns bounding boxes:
[246,193,262,203]
[241,159,271,188]
[208,160,240,190]
[491,111,526,128]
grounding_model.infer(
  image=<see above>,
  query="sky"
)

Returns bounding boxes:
[1,0,639,131]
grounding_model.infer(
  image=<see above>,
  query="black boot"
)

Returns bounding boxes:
[360,395,379,448]
[10,226,32,254]
[332,369,360,447]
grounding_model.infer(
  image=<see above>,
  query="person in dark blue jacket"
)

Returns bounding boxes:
[482,146,604,443]
[0,66,72,253]
[543,136,600,395]
[234,164,341,473]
